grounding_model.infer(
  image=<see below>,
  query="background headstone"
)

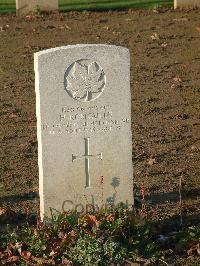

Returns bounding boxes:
[174,0,200,8]
[34,45,133,220]
[16,0,58,15]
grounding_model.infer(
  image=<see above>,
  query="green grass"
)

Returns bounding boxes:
[0,0,15,13]
[0,0,173,14]
[59,0,173,11]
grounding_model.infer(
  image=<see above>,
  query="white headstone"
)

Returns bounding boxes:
[34,45,133,220]
[174,0,200,8]
[16,0,58,15]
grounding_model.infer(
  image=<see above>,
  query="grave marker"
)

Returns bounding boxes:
[16,0,58,15]
[34,44,133,220]
[174,0,200,9]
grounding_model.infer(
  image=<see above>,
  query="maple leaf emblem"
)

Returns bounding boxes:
[65,60,106,102]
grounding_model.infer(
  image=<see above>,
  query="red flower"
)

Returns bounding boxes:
[140,183,145,200]
[100,176,104,185]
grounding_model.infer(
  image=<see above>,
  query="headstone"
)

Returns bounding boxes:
[16,0,58,15]
[34,45,133,220]
[174,0,200,8]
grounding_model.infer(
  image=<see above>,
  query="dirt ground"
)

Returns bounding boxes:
[0,7,200,261]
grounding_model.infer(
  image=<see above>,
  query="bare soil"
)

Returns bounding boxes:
[0,8,200,264]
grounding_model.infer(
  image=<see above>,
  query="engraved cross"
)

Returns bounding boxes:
[72,137,103,188]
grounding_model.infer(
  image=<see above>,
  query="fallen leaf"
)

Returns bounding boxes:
[32,256,54,265]
[171,84,176,89]
[85,214,99,228]
[9,113,18,118]
[21,250,31,260]
[5,243,13,256]
[147,158,156,165]
[196,26,200,32]
[187,241,200,256]
[151,32,160,40]
[68,230,76,237]
[173,76,182,82]
[65,24,71,30]
[106,214,114,222]
[6,256,19,263]
[14,242,22,255]
[62,258,73,265]
[49,250,56,257]
[173,18,188,22]
[161,42,167,48]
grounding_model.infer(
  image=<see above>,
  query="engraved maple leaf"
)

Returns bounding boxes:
[66,61,105,101]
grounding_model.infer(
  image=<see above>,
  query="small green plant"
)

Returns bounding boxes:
[67,235,127,265]
[176,226,200,245]
[2,209,198,265]
[0,209,159,265]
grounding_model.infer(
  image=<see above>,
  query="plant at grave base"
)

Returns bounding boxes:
[66,234,127,266]
[33,5,41,15]
[174,226,200,255]
[0,209,160,265]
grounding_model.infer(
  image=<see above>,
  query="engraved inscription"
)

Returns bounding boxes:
[64,59,106,102]
[72,137,103,188]
[42,105,130,135]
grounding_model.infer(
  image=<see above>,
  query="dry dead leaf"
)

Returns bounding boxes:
[14,242,22,255]
[32,256,54,265]
[173,18,188,22]
[62,258,73,265]
[161,42,167,48]
[147,158,156,165]
[171,84,176,89]
[6,256,19,263]
[21,250,31,260]
[65,24,71,30]
[9,113,18,118]
[68,230,76,237]
[187,241,200,256]
[85,214,99,228]
[151,32,160,40]
[106,214,114,222]
[5,243,13,257]
[173,77,182,82]
[196,26,200,32]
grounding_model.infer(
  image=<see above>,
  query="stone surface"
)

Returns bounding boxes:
[16,0,58,15]
[34,44,133,220]
[174,0,200,8]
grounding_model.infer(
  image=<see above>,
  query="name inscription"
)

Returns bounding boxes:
[42,105,129,135]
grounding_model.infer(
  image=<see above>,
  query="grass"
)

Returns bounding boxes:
[0,0,173,14]
[0,0,15,13]
[59,0,173,11]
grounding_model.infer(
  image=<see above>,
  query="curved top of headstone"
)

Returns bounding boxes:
[34,44,129,58]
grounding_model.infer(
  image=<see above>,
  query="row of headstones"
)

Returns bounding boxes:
[16,0,200,15]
